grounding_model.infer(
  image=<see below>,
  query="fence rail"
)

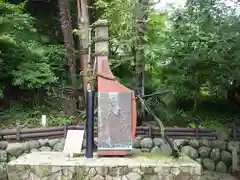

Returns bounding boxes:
[0,125,217,142]
[232,122,240,138]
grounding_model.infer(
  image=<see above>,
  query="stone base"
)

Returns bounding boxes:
[7,152,201,180]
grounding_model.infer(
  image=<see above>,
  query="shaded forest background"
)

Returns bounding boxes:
[1,0,240,134]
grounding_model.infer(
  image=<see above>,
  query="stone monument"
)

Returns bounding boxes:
[94,20,137,156]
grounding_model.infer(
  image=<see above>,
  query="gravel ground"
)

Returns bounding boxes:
[200,171,238,180]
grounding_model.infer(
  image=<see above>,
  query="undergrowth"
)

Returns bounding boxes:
[0,103,74,128]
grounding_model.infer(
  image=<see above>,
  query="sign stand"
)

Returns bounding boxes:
[63,130,84,157]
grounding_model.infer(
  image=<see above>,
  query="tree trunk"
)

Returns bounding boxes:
[134,0,148,96]
[193,89,198,113]
[77,0,90,103]
[58,0,77,100]
[134,0,148,124]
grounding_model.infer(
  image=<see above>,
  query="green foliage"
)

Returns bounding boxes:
[1,0,240,130]
[1,103,73,128]
[0,1,66,92]
[94,0,240,130]
[155,0,240,110]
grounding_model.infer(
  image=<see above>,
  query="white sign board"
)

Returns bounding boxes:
[41,115,47,127]
[63,130,84,155]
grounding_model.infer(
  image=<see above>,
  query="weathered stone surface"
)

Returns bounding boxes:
[210,148,221,163]
[52,139,64,151]
[126,172,142,180]
[221,151,232,166]
[8,155,16,162]
[227,141,239,152]
[38,139,49,147]
[189,139,200,149]
[200,170,237,180]
[6,152,201,180]
[0,141,8,150]
[6,143,24,157]
[174,139,188,147]
[132,148,142,154]
[171,167,181,176]
[153,138,164,147]
[108,167,130,177]
[0,162,6,180]
[181,146,198,159]
[174,172,191,180]
[160,142,173,156]
[211,140,226,150]
[151,146,161,153]
[28,140,41,149]
[199,146,211,158]
[95,167,108,176]
[142,174,159,180]
[202,158,215,171]
[0,150,7,162]
[141,148,150,152]
[21,140,40,152]
[199,139,211,147]
[39,146,51,151]
[133,138,141,148]
[215,161,227,173]
[1,136,239,178]
[30,148,39,153]
[48,139,60,147]
[140,137,153,149]
[196,158,202,165]
[92,174,104,180]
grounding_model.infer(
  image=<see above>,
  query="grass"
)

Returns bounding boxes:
[0,103,75,128]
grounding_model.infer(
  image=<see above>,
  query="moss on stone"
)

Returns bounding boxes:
[72,153,84,157]
[132,152,171,159]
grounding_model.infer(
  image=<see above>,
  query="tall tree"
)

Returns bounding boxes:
[58,0,77,100]
[134,0,149,95]
[77,0,90,101]
[161,0,240,112]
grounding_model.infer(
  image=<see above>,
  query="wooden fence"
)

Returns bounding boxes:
[0,125,217,142]
[232,122,240,138]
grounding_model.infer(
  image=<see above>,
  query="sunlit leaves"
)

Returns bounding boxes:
[12,62,58,88]
[0,1,64,92]
[159,0,240,108]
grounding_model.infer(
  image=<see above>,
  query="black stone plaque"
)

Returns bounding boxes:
[98,92,133,150]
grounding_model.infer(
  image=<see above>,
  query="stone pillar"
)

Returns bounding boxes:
[93,19,114,80]
[94,19,109,57]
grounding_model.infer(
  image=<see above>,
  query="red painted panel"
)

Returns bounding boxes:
[97,56,137,156]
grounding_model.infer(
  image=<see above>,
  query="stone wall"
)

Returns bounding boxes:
[0,138,66,180]
[133,137,239,173]
[7,152,201,180]
[0,136,239,180]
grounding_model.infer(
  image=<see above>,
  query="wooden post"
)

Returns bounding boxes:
[232,147,239,173]
[148,124,152,137]
[64,124,67,138]
[16,125,21,141]
[233,123,236,139]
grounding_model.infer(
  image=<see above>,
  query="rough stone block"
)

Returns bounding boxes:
[7,152,201,180]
